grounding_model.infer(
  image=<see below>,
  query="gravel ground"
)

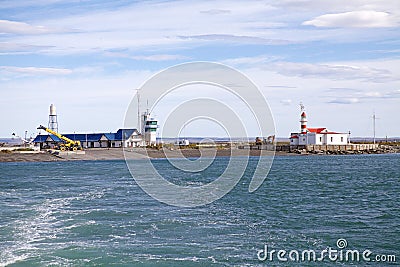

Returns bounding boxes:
[0,148,280,162]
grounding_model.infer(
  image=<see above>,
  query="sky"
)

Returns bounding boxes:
[1,0,399,138]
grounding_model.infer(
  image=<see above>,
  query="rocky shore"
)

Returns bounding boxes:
[291,144,400,155]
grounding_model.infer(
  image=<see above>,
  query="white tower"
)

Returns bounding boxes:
[141,110,157,146]
[300,103,307,134]
[48,104,58,133]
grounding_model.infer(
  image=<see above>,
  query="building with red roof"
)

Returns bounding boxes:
[290,107,349,146]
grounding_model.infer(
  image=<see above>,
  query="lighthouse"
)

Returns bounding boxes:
[300,112,307,134]
[289,103,348,146]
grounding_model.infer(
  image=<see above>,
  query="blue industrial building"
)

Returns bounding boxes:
[33,129,142,149]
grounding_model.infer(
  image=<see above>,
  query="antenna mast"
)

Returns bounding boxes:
[136,89,140,132]
[373,112,376,144]
[372,111,381,144]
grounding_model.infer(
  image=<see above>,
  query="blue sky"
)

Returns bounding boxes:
[1,0,399,138]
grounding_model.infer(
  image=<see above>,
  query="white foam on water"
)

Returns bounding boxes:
[0,253,30,267]
[63,220,96,230]
[208,256,217,263]
[0,189,106,266]
[171,256,199,262]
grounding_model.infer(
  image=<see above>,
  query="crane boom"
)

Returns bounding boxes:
[37,125,81,150]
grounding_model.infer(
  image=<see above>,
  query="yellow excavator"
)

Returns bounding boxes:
[37,125,82,151]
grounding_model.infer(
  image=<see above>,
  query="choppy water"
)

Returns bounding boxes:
[0,154,399,266]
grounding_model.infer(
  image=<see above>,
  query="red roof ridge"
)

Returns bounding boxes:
[321,131,346,134]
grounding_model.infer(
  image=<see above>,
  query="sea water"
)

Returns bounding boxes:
[0,154,399,266]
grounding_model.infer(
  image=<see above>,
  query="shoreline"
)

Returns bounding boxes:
[0,147,398,163]
[0,148,275,162]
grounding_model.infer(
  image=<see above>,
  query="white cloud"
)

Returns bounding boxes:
[221,56,397,82]
[0,20,53,34]
[179,34,291,45]
[362,89,400,99]
[328,98,360,104]
[200,9,231,15]
[104,52,189,61]
[131,54,189,61]
[280,99,292,105]
[221,55,282,66]
[0,1,300,55]
[0,66,72,76]
[270,61,393,82]
[303,11,398,28]
[0,42,52,54]
[0,0,75,9]
[364,91,382,97]
[0,1,398,55]
[385,89,400,98]
[277,0,400,12]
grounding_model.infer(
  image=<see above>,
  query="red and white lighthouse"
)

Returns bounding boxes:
[290,102,349,146]
[300,111,307,133]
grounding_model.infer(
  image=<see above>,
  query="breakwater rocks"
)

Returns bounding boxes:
[291,144,399,155]
[247,143,399,155]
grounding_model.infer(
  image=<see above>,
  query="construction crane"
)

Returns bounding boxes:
[37,125,82,151]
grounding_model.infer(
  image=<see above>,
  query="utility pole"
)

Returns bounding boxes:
[372,112,380,144]
[373,112,376,144]
[136,89,140,133]
[24,131,27,148]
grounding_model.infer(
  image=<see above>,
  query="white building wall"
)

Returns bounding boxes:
[298,134,307,145]
[113,141,122,148]
[291,132,348,145]
[290,138,299,145]
[144,130,157,145]
[124,137,144,147]
[289,133,299,145]
[340,134,348,144]
[88,142,100,148]
[307,133,316,145]
[82,141,100,148]
[99,135,108,148]
[315,134,323,145]
[325,134,348,145]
